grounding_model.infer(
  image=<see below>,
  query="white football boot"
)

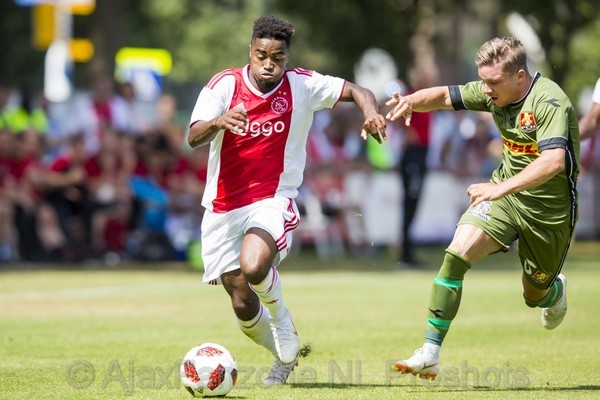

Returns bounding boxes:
[542,274,568,330]
[392,347,439,380]
[262,357,298,385]
[270,307,300,364]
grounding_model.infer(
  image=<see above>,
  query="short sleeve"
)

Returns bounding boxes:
[451,81,491,112]
[189,74,235,127]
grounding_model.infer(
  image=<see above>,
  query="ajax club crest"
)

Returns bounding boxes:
[271,97,289,114]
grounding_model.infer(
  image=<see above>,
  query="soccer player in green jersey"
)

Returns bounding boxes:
[385,37,579,380]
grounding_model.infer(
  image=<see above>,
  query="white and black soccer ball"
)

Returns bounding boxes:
[180,343,238,397]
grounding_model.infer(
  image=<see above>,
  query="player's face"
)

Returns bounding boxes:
[478,63,524,107]
[248,38,289,93]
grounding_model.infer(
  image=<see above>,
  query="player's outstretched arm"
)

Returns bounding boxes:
[579,102,600,141]
[340,81,387,144]
[385,86,452,126]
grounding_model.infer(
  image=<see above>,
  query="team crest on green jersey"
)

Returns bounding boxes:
[532,270,550,283]
[519,111,536,132]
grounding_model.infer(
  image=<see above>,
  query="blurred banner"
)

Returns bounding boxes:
[115,47,173,101]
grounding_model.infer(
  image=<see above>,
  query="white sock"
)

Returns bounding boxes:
[237,305,277,357]
[423,342,441,359]
[250,267,286,319]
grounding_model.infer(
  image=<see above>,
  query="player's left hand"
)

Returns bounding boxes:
[467,182,506,206]
[360,113,387,144]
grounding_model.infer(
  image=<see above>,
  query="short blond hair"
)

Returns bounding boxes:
[475,37,528,74]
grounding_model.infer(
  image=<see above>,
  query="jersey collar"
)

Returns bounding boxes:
[509,71,541,106]
[243,65,286,98]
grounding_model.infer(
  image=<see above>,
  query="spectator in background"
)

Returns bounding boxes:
[461,113,502,180]
[0,83,12,127]
[128,134,177,261]
[304,105,367,256]
[164,145,209,260]
[0,128,16,261]
[9,130,47,261]
[155,93,187,151]
[0,83,18,133]
[7,130,65,262]
[43,133,95,261]
[426,109,464,174]
[85,129,133,257]
[117,81,157,135]
[398,62,439,267]
[431,111,501,181]
[73,73,132,155]
[0,86,49,136]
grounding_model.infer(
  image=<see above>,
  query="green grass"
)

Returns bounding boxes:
[0,242,599,399]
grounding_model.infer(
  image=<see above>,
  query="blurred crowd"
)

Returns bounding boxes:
[297,97,503,260]
[1,72,598,265]
[0,74,208,264]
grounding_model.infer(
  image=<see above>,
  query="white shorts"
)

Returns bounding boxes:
[200,197,300,285]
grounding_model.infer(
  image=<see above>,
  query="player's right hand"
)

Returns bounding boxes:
[217,109,247,134]
[385,94,412,126]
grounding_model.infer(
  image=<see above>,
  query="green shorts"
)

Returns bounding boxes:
[458,198,573,290]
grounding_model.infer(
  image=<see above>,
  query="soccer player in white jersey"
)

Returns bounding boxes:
[187,15,387,385]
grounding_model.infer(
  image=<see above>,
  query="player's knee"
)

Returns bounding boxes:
[240,263,264,285]
[438,249,471,280]
[240,257,271,285]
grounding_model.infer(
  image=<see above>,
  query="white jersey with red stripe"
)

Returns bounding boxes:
[190,65,345,213]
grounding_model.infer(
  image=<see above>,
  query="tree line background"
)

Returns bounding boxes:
[1,0,600,110]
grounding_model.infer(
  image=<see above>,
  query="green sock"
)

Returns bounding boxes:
[525,279,563,308]
[425,249,471,346]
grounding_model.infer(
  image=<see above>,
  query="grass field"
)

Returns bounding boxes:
[1,242,599,399]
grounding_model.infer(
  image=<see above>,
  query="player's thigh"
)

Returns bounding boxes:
[201,208,245,285]
[448,224,503,263]
[518,223,572,290]
[454,199,518,263]
[243,197,300,267]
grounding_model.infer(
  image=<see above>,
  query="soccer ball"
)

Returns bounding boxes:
[180,343,238,397]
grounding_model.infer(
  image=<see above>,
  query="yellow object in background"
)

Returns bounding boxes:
[32,4,54,50]
[69,38,94,62]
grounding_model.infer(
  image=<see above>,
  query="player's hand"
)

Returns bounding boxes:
[385,93,413,126]
[467,182,506,206]
[360,113,387,144]
[216,109,247,135]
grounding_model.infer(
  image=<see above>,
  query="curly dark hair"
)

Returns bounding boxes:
[251,15,295,47]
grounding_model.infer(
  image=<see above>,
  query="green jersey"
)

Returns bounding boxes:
[449,73,579,230]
